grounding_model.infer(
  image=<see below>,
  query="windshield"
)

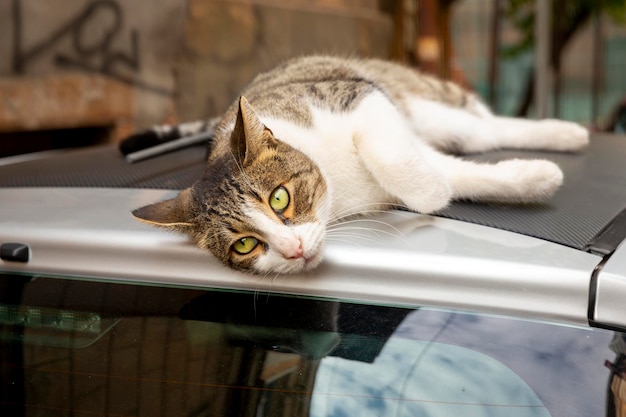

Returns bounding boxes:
[0,273,622,417]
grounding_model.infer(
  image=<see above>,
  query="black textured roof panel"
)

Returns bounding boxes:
[437,134,626,253]
[0,145,206,189]
[1,134,625,253]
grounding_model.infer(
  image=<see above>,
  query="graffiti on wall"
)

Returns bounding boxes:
[11,0,172,95]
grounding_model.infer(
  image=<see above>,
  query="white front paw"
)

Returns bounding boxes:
[402,178,452,214]
[499,159,564,201]
[540,120,589,152]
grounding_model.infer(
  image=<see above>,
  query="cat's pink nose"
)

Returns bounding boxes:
[282,239,304,259]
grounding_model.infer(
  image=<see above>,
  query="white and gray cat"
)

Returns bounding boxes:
[133,55,589,274]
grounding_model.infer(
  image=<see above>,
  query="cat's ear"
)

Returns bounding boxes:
[231,96,277,166]
[132,188,195,229]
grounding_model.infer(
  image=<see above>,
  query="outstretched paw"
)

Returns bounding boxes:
[401,175,453,214]
[497,159,564,202]
[539,120,589,152]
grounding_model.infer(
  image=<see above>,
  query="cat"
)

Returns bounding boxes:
[132,55,589,275]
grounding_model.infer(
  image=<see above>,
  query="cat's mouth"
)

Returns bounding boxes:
[247,222,326,274]
[286,224,325,272]
[302,250,323,270]
[279,244,323,274]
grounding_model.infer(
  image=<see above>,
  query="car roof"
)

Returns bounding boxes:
[0,186,603,327]
[1,133,625,330]
[1,134,625,253]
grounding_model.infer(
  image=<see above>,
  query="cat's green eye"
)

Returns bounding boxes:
[269,186,290,212]
[232,237,258,255]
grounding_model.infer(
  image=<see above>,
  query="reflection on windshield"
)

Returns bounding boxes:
[313,339,549,417]
[0,274,620,417]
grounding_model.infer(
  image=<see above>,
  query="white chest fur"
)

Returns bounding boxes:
[261,100,395,221]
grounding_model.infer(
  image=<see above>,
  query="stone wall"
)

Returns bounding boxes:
[0,0,392,155]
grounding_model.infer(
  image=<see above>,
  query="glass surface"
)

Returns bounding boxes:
[0,273,623,417]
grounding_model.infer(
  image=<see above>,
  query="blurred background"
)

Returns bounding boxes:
[0,0,625,158]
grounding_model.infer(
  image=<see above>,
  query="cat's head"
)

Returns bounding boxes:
[132,97,331,274]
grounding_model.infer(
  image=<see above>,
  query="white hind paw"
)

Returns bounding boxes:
[539,120,589,152]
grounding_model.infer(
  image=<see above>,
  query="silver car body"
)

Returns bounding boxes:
[0,186,618,330]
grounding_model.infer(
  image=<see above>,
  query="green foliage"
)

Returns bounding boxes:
[502,0,626,59]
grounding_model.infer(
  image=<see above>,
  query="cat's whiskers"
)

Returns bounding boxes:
[253,289,258,320]
[321,204,415,252]
[327,225,405,242]
[326,218,409,245]
[325,232,382,246]
[327,201,408,224]
[269,272,284,288]
[251,271,277,316]
[327,209,411,227]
